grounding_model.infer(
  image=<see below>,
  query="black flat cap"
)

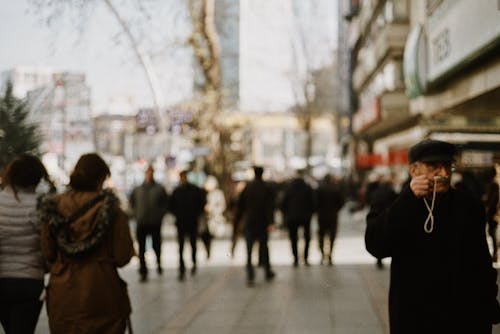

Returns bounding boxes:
[408,139,456,164]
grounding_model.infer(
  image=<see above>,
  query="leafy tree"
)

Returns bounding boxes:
[0,82,41,170]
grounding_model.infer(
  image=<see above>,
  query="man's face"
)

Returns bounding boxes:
[410,161,454,194]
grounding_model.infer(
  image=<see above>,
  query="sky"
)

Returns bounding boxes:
[0,0,193,113]
[0,0,337,114]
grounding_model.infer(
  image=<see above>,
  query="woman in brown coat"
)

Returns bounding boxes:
[39,153,135,334]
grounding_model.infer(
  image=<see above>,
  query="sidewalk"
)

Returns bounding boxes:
[28,205,500,334]
[32,205,392,334]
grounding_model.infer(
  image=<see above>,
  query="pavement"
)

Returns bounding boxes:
[24,206,500,334]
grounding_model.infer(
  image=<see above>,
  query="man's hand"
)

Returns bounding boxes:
[410,174,431,198]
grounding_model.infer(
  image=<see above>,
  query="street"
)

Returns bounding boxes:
[27,206,500,334]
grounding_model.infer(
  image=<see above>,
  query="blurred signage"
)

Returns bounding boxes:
[356,149,408,169]
[461,150,494,167]
[427,0,500,83]
[356,153,382,169]
[53,73,85,86]
[169,107,193,125]
[404,24,427,98]
[136,108,157,134]
[388,149,408,165]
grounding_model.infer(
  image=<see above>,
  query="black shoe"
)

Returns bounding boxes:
[178,272,185,281]
[139,273,148,283]
[157,266,163,275]
[376,259,384,269]
[293,260,299,268]
[304,260,310,267]
[191,266,197,276]
[265,271,276,281]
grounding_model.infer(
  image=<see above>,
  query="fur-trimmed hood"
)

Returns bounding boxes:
[39,189,119,257]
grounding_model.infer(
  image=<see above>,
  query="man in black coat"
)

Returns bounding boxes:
[316,174,345,265]
[366,174,397,269]
[281,169,315,266]
[170,170,207,281]
[365,139,500,333]
[236,166,275,286]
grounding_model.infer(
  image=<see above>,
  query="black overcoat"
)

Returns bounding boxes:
[170,183,206,231]
[366,186,500,334]
[237,179,274,235]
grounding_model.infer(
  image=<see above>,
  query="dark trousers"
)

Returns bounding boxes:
[245,229,271,281]
[136,224,162,274]
[0,278,44,334]
[231,218,243,257]
[177,226,198,273]
[287,219,311,263]
[318,218,339,258]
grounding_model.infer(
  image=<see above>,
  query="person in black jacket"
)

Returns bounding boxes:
[170,170,207,281]
[129,165,169,282]
[366,174,397,269]
[365,139,500,334]
[315,174,345,265]
[236,166,275,286]
[281,169,315,267]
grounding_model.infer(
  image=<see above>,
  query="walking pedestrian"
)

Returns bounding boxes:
[0,154,55,334]
[129,165,169,281]
[484,166,499,262]
[236,166,275,286]
[365,139,500,333]
[170,170,206,281]
[39,153,135,334]
[315,174,345,265]
[280,169,315,266]
[365,174,398,269]
[229,180,246,258]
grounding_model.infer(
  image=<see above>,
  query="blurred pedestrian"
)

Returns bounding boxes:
[0,154,55,334]
[229,181,246,258]
[315,174,345,265]
[280,169,315,267]
[365,139,500,333]
[200,175,225,259]
[170,170,206,281]
[129,165,169,281]
[484,166,499,262]
[365,174,397,269]
[236,166,275,286]
[39,153,135,334]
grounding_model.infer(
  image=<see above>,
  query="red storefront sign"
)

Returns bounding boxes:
[356,153,383,169]
[356,149,408,169]
[388,149,408,165]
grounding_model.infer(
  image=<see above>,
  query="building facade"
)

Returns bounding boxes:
[26,72,94,176]
[345,0,500,181]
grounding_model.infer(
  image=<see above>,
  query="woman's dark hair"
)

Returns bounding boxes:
[1,153,55,200]
[69,153,111,191]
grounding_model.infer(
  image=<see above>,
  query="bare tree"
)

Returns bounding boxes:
[289,0,337,173]
[28,0,186,136]
[30,0,232,191]
[186,0,232,195]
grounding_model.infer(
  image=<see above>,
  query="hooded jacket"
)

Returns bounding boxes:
[40,189,135,334]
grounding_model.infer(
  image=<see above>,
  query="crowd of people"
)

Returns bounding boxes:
[1,138,499,333]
